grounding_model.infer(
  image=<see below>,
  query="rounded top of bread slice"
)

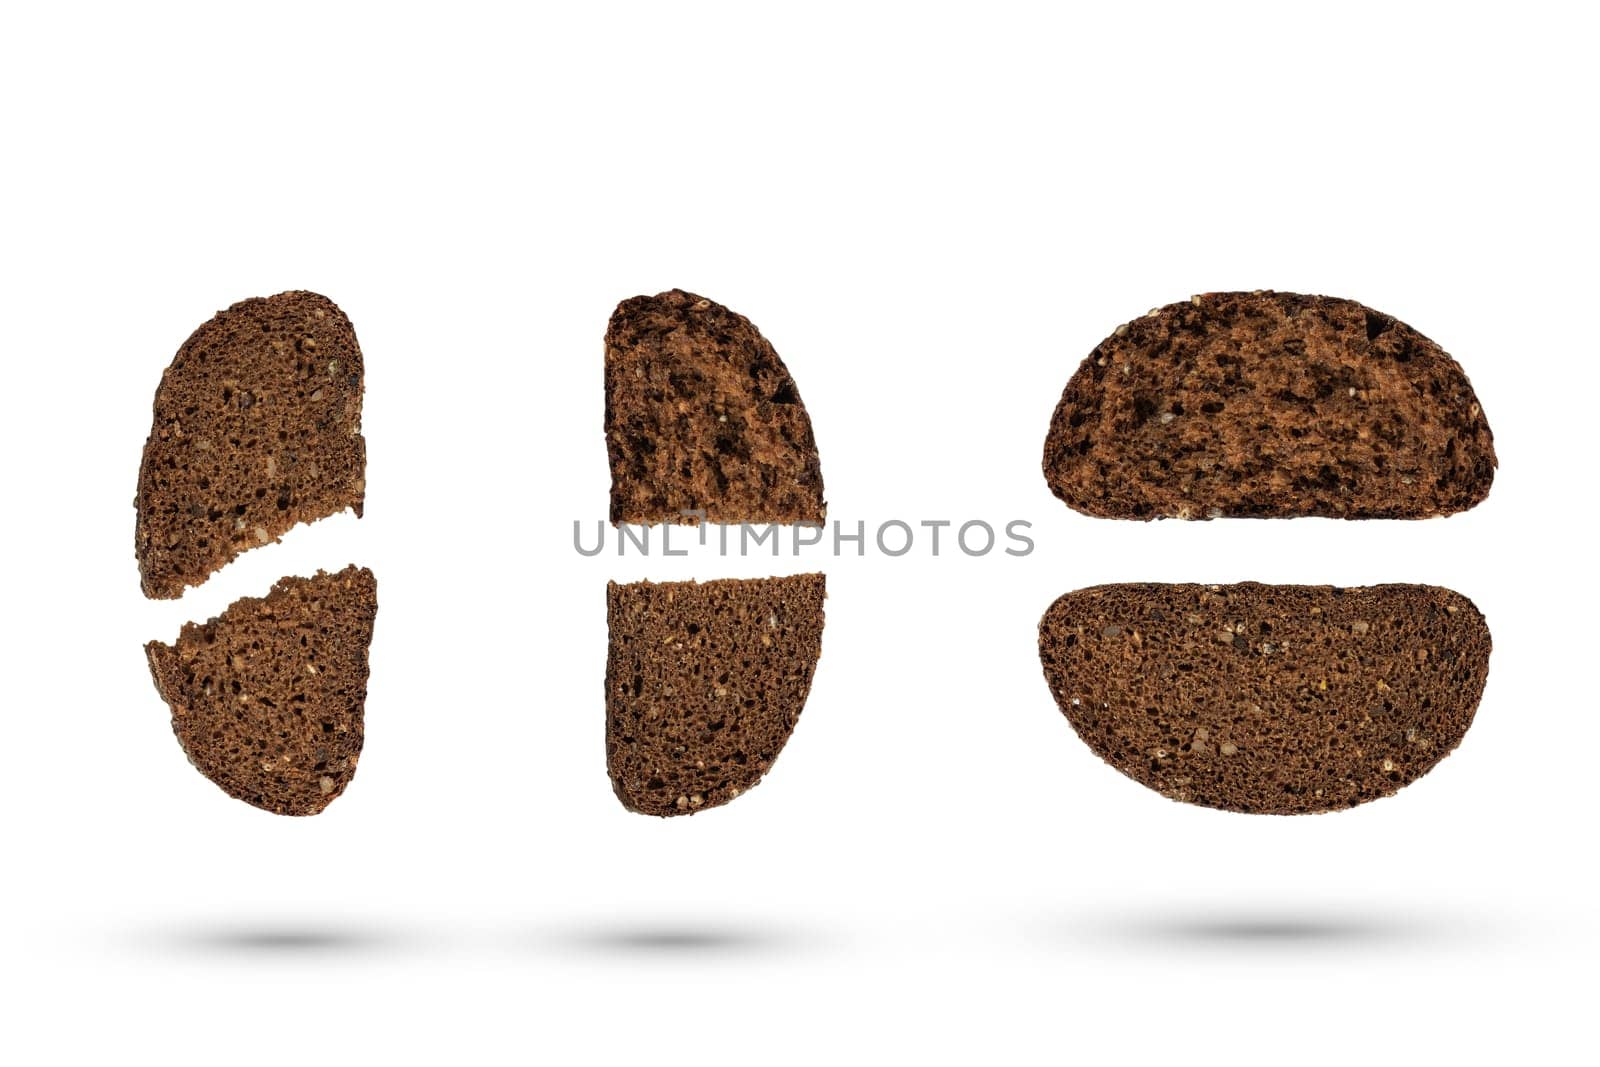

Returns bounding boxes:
[1042,291,1496,520]
[604,289,825,525]
[135,290,366,598]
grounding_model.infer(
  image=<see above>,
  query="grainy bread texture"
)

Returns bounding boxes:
[136,291,366,599]
[1043,292,1496,520]
[606,574,825,816]
[1038,582,1490,814]
[605,290,825,525]
[145,566,378,816]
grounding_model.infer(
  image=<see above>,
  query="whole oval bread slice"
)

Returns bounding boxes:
[145,565,378,816]
[1042,292,1496,519]
[136,291,366,599]
[605,290,825,525]
[606,574,825,815]
[1038,582,1490,814]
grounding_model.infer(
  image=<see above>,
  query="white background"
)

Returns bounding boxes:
[2,2,1594,1063]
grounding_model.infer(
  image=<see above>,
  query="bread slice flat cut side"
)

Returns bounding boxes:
[605,289,825,525]
[606,574,826,815]
[1042,291,1496,520]
[136,290,367,599]
[1038,582,1490,814]
[145,565,378,816]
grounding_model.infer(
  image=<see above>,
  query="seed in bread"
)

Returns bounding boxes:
[605,290,825,525]
[136,291,367,599]
[606,574,825,815]
[1042,292,1496,519]
[1038,582,1490,814]
[145,565,378,816]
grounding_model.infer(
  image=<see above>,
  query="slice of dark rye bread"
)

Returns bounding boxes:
[145,566,377,816]
[1038,583,1490,814]
[136,291,366,599]
[1042,291,1496,520]
[604,290,825,526]
[606,574,825,816]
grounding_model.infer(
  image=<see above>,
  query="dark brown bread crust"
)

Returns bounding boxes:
[606,574,825,815]
[136,291,366,599]
[604,290,825,525]
[1038,582,1490,814]
[1043,292,1496,520]
[145,566,378,816]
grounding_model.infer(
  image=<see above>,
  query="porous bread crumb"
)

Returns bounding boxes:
[604,290,825,525]
[1042,291,1496,521]
[1037,582,1491,814]
[135,291,367,599]
[144,566,377,816]
[605,574,825,817]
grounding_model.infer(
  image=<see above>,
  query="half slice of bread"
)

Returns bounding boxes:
[605,290,825,525]
[1038,582,1490,814]
[146,565,378,816]
[606,574,825,815]
[1042,292,1496,519]
[136,291,367,599]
